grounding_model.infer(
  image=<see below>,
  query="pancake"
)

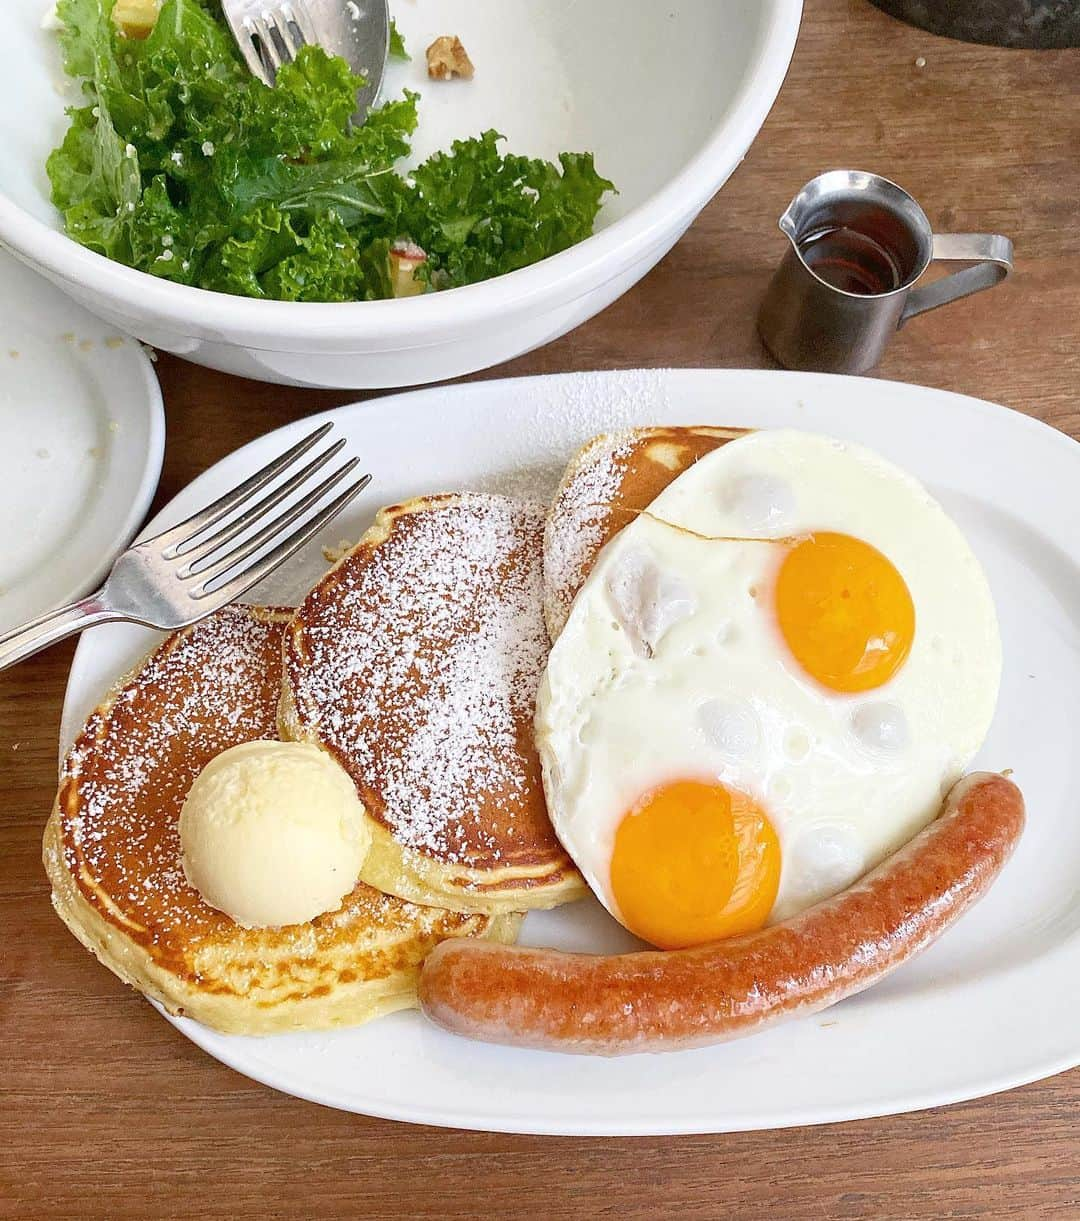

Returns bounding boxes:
[280,493,587,915]
[543,426,748,641]
[44,605,518,1036]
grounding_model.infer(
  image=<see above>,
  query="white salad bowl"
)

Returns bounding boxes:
[0,0,802,388]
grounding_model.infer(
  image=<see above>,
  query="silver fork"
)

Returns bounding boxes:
[221,0,390,119]
[0,423,370,671]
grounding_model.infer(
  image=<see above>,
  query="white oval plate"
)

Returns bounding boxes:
[0,250,163,632]
[60,370,1080,1135]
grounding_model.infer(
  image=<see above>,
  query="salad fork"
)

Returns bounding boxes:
[221,0,390,118]
[0,424,370,671]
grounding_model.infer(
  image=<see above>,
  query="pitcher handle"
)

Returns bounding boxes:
[900,233,1014,325]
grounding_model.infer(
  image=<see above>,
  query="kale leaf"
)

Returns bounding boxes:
[388,18,409,61]
[47,0,614,301]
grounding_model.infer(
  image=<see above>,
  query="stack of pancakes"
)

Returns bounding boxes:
[46,425,739,1035]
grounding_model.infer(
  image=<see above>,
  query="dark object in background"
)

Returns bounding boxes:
[869,0,1080,47]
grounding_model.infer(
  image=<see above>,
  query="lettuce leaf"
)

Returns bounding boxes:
[48,101,141,260]
[55,0,115,78]
[47,0,614,302]
[389,18,409,61]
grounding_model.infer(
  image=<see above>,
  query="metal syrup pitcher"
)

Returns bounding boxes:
[758,170,1014,374]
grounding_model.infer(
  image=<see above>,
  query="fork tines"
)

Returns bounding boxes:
[235,2,317,86]
[152,422,370,604]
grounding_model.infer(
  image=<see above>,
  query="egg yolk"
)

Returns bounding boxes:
[610,780,781,950]
[775,532,915,693]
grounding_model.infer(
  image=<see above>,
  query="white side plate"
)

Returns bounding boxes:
[60,370,1080,1135]
[0,250,163,632]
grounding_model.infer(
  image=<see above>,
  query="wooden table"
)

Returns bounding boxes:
[4,1,1078,1215]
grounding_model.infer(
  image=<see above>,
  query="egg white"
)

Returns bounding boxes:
[536,430,1002,928]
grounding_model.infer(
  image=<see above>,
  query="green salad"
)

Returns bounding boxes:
[47,0,615,301]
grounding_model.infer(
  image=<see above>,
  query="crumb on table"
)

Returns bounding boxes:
[426,36,475,81]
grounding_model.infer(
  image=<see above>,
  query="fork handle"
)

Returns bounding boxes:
[0,592,119,671]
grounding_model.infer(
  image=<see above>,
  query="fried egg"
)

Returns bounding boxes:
[536,430,1001,949]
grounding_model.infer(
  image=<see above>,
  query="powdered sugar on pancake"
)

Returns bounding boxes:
[49,605,509,1029]
[58,607,290,932]
[543,426,743,641]
[543,433,638,640]
[287,494,558,869]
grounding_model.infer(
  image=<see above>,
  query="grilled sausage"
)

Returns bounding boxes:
[419,773,1024,1055]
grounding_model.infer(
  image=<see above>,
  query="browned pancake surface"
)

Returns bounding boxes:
[543,426,747,639]
[283,494,574,881]
[55,606,486,1000]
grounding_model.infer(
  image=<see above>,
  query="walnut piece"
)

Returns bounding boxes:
[426,36,475,81]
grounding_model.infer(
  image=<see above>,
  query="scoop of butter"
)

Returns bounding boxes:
[180,740,370,929]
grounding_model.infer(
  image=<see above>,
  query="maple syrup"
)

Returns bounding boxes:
[798,225,906,296]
